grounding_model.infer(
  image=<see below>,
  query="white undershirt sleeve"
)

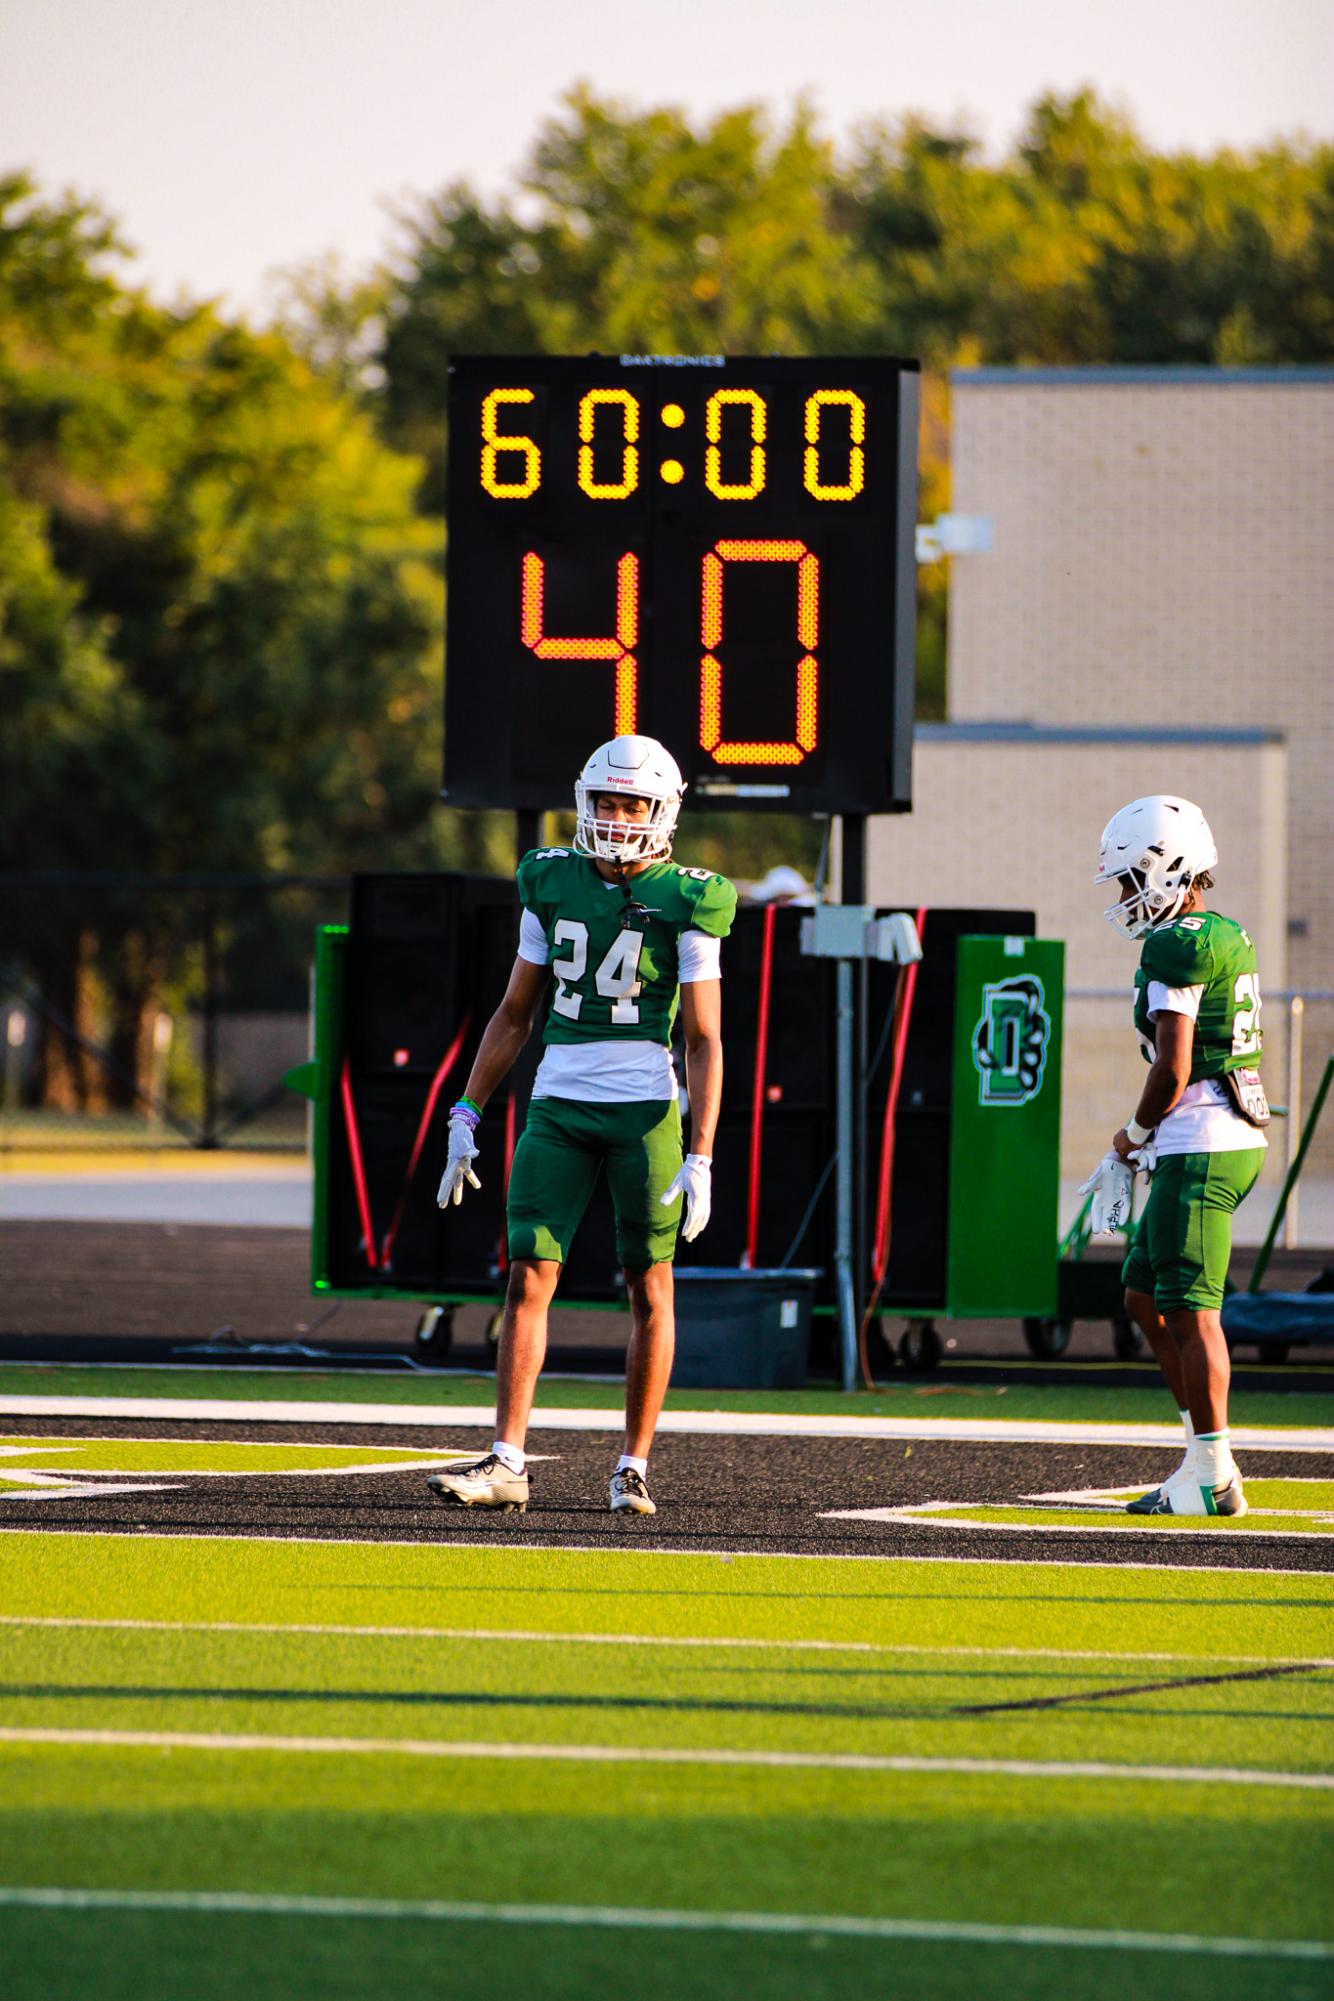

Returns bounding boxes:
[1147,980,1203,1022]
[517,908,550,966]
[678,929,721,983]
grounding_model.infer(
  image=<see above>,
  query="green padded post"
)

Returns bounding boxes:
[946,935,1065,1318]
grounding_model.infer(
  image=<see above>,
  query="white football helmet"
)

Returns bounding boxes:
[574,735,685,863]
[1094,795,1218,939]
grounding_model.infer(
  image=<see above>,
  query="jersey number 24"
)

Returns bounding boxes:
[550,921,644,1024]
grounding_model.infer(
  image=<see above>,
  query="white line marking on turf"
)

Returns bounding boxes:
[822,1505,1334,1540]
[1025,1482,1334,1506]
[0,1888,1327,1961]
[2,1395,1330,1451]
[1,1522,1327,1577]
[0,1439,554,1478]
[3,1615,1326,1670]
[0,1479,181,1500]
[0,1729,1327,1788]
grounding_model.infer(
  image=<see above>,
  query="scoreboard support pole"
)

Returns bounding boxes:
[837,812,868,1393]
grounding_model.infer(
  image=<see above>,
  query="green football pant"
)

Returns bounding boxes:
[506,1096,683,1270]
[1121,1148,1265,1314]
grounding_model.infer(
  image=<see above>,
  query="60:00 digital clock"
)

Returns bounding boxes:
[443,355,920,815]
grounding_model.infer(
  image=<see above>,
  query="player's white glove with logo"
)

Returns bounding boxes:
[661,1153,712,1243]
[436,1114,481,1208]
[1078,1152,1134,1236]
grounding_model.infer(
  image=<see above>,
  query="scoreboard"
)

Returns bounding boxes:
[443,355,920,815]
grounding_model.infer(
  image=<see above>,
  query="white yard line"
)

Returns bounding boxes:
[0,1728,1327,1789]
[1,1521,1327,1577]
[0,1887,1326,1961]
[1,1395,1330,1451]
[2,1613,1325,1670]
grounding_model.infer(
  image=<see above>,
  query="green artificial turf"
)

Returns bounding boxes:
[5,1908,1321,2001]
[1,1529,1331,1997]
[2,1361,1332,1430]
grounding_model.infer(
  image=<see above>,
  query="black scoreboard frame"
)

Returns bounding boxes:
[442,354,920,817]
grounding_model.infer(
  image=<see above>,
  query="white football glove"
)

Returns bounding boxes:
[1078,1152,1134,1236]
[660,1153,712,1243]
[436,1115,481,1208]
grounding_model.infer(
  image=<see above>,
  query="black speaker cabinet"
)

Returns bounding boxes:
[325,878,1035,1315]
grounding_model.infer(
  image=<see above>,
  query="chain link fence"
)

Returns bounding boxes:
[0,872,349,1155]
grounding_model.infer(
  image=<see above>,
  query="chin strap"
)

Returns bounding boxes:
[613,859,654,930]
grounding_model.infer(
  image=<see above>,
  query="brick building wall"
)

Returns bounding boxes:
[946,369,1334,992]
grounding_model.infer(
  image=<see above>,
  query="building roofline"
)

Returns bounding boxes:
[952,367,1334,388]
[916,723,1286,747]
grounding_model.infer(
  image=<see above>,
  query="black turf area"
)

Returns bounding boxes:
[3,1416,1331,1574]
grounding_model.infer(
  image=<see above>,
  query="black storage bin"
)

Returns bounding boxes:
[671,1268,820,1389]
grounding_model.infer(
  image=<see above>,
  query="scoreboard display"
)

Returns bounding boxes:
[443,355,920,814]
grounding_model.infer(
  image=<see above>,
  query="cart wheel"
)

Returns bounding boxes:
[1022,1318,1072,1359]
[898,1321,943,1371]
[1111,1316,1144,1361]
[414,1305,454,1359]
[1262,1341,1292,1364]
[484,1308,504,1351]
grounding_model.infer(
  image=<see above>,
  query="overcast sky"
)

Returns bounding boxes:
[4,0,1331,318]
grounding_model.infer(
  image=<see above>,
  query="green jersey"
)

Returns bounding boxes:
[1133,910,1263,1081]
[516,847,736,1049]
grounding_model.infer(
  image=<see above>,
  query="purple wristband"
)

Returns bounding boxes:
[450,1100,481,1132]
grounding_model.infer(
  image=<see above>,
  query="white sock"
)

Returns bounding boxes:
[491,1440,525,1474]
[1195,1430,1234,1488]
[1174,1408,1196,1474]
[616,1454,648,1479]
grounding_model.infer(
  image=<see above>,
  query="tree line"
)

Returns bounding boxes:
[1,89,1329,1110]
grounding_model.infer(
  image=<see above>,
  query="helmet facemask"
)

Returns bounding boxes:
[574,782,680,863]
[1102,857,1193,940]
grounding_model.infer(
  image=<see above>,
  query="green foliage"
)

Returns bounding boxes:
[0,175,447,881]
[0,175,457,1105]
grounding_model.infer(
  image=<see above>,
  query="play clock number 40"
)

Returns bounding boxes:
[443,355,920,815]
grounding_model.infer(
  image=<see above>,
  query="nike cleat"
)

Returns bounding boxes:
[1127,1471,1246,1518]
[1126,1463,1195,1515]
[427,1455,528,1512]
[610,1468,656,1516]
[1203,1473,1248,1518]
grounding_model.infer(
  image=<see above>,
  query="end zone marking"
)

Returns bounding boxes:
[0,1728,1328,1789]
[0,1887,1327,1962]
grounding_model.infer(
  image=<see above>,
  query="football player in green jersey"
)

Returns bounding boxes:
[1094,795,1268,1517]
[429,734,737,1518]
